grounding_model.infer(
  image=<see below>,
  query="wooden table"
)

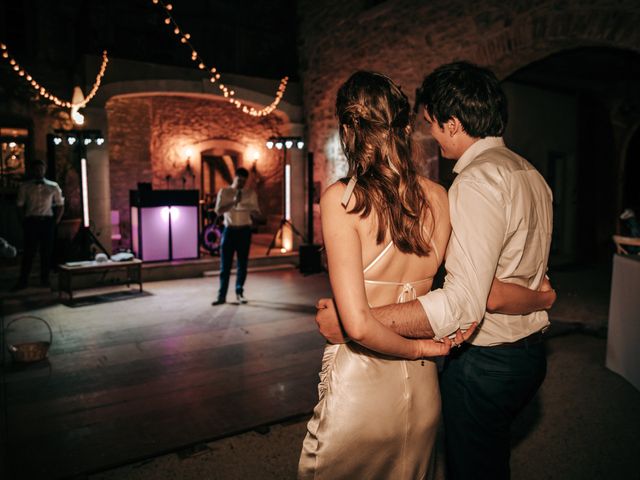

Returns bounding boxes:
[58,259,143,300]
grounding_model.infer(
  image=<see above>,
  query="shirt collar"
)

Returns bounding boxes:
[453,137,505,174]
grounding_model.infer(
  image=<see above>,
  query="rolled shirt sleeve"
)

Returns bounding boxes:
[418,178,507,339]
[53,184,64,206]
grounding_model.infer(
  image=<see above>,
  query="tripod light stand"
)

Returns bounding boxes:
[265,136,307,255]
[50,129,109,259]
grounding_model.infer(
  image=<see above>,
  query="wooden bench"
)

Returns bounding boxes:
[58,259,143,300]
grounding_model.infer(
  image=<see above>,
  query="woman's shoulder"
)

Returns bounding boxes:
[321,179,348,201]
[320,179,354,213]
[417,175,448,206]
[322,178,357,205]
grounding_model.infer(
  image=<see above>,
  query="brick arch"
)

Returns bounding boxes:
[101,80,296,124]
[469,8,640,78]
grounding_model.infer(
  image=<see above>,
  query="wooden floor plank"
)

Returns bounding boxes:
[2,271,331,479]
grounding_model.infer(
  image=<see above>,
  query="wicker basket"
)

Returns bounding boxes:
[6,316,53,363]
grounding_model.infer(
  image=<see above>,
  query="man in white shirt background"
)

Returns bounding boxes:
[212,167,260,305]
[13,159,64,290]
[316,62,555,479]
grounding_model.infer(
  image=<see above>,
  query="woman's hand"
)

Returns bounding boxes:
[538,276,557,309]
[416,322,478,358]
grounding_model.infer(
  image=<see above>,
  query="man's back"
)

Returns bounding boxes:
[456,145,553,345]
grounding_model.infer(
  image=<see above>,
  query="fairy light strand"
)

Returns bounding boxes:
[151,0,288,117]
[0,43,109,110]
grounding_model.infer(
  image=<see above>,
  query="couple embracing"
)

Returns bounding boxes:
[298,62,555,479]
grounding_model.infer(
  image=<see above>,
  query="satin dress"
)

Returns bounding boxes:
[298,240,442,480]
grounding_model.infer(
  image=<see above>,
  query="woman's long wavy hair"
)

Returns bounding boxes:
[336,71,433,256]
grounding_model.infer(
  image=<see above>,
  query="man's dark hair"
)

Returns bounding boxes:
[235,167,249,178]
[418,61,508,138]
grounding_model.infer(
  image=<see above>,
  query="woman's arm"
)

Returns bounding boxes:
[486,277,556,314]
[320,183,452,359]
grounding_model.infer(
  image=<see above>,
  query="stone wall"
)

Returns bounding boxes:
[296,0,640,242]
[106,94,287,248]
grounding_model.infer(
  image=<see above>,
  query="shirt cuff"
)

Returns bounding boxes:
[418,289,458,340]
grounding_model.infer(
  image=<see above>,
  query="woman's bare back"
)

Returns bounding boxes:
[352,176,451,307]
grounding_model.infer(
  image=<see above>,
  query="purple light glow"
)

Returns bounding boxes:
[140,207,170,261]
[170,206,198,259]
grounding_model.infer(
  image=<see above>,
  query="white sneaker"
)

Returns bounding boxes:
[236,293,248,304]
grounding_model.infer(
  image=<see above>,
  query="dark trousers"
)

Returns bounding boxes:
[19,216,55,285]
[440,342,547,480]
[217,226,252,300]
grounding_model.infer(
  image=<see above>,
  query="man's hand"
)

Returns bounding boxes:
[538,276,557,310]
[315,298,349,344]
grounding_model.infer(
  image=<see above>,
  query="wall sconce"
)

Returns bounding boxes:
[181,146,196,189]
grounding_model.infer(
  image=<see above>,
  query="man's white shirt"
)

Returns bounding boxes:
[17,178,64,217]
[418,137,553,346]
[214,187,260,227]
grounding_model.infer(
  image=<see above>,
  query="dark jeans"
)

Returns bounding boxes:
[440,341,547,480]
[217,226,252,300]
[19,216,55,285]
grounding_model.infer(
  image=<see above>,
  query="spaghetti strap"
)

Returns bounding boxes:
[341,176,358,208]
[363,241,394,274]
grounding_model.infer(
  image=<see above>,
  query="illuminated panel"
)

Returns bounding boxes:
[131,206,139,257]
[170,206,198,260]
[285,163,291,221]
[80,157,90,227]
[140,207,170,261]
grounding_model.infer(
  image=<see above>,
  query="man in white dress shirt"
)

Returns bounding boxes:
[14,159,64,290]
[212,167,260,305]
[316,62,554,479]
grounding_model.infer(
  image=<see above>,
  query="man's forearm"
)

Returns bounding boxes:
[371,299,435,339]
[215,200,235,214]
[54,206,64,224]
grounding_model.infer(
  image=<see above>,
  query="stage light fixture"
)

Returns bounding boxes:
[53,136,62,145]
[263,135,307,255]
[96,137,105,145]
[67,136,77,145]
[84,138,92,145]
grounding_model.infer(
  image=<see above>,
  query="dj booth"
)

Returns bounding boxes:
[130,189,199,262]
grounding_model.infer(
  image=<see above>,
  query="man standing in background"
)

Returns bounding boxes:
[212,167,260,305]
[13,159,64,290]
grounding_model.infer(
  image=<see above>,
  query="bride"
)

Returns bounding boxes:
[298,71,552,479]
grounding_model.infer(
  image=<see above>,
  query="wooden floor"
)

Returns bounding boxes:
[1,269,331,479]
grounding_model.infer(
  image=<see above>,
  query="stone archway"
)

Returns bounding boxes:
[105,92,289,249]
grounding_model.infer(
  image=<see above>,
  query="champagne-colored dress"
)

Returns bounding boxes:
[298,241,441,480]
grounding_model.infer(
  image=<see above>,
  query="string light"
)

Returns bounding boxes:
[0,43,109,111]
[150,0,288,117]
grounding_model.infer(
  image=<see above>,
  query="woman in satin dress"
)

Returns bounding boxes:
[298,71,552,479]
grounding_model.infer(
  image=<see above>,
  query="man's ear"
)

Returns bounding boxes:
[448,117,463,137]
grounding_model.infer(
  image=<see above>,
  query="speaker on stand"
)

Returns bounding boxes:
[299,151,323,274]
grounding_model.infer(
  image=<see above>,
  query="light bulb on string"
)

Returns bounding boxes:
[149,0,288,117]
[0,45,109,113]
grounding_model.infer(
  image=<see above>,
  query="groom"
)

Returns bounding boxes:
[316,61,554,479]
